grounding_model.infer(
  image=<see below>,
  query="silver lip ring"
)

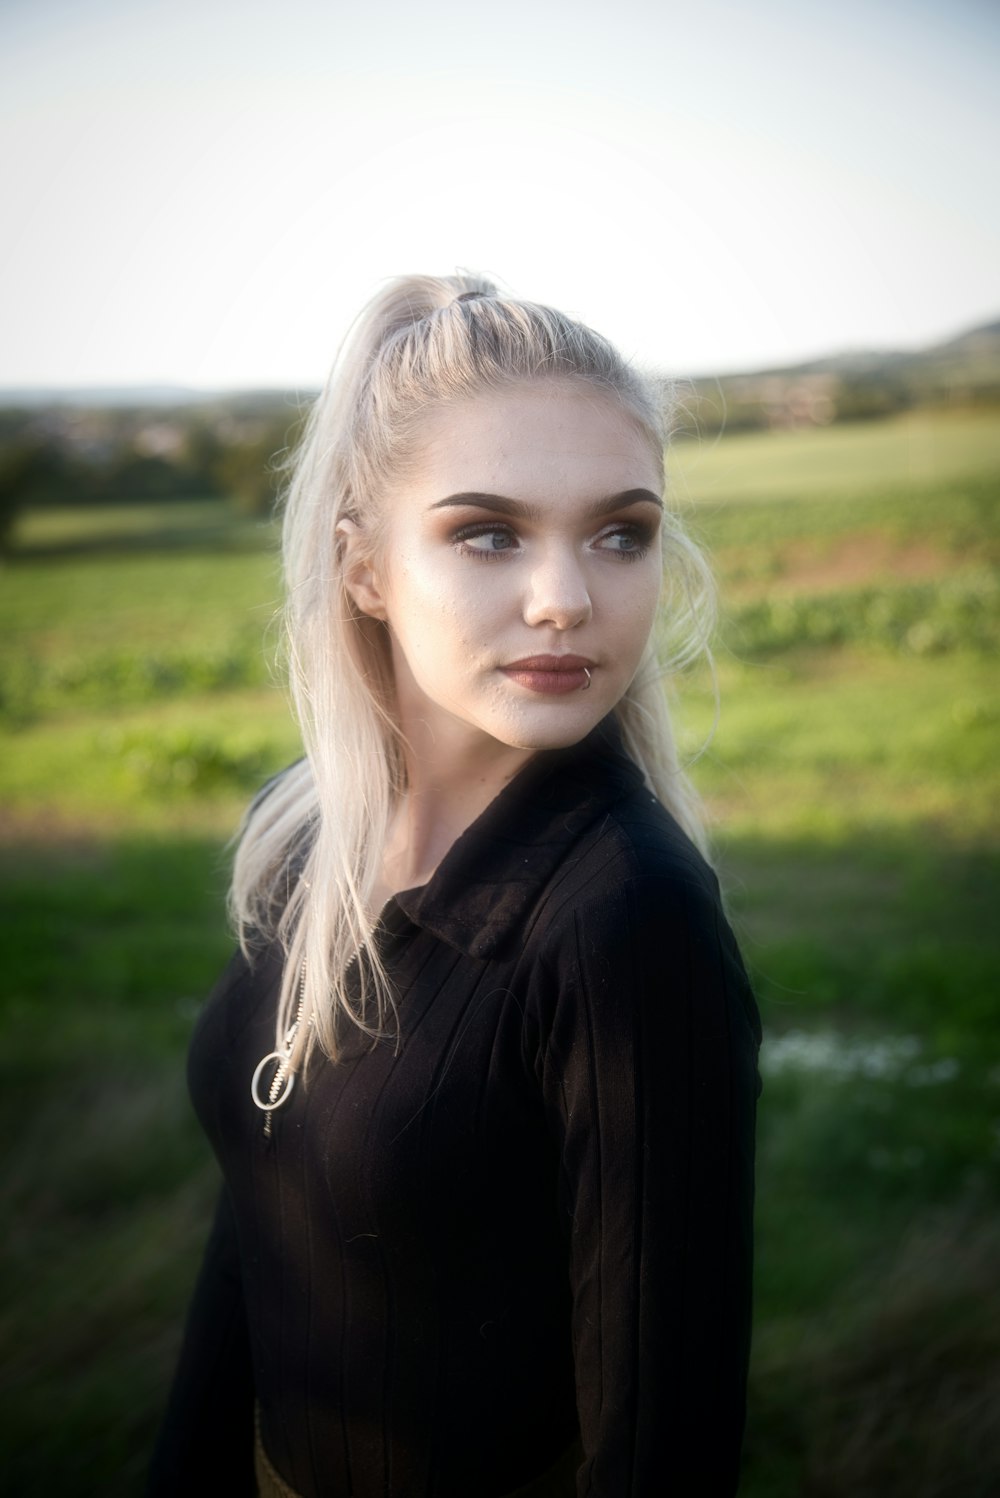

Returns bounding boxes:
[580,667,592,690]
[251,1051,296,1112]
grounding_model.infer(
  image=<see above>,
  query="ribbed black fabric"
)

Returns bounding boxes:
[147,718,762,1497]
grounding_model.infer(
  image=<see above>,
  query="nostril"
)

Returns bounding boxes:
[521,556,594,630]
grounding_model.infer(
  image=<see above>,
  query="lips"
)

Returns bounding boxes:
[500,654,595,695]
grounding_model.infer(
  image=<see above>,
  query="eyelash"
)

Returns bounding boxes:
[451,522,655,564]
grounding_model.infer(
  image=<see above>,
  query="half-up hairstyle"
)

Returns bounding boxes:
[230,272,715,1067]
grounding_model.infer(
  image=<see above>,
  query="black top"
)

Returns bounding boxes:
[148,718,762,1497]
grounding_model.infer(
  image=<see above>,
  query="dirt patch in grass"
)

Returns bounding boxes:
[778,536,950,593]
[722,535,956,599]
[0,806,113,857]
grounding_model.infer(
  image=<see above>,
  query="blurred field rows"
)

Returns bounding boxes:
[1,408,999,1495]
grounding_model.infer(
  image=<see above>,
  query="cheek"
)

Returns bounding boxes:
[387,558,481,662]
[402,552,502,631]
[605,565,662,639]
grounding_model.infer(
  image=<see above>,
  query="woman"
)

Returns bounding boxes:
[148,274,762,1497]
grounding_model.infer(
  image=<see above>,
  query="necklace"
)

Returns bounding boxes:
[250,913,377,1139]
[250,959,312,1139]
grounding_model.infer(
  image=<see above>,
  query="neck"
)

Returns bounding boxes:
[378,718,535,902]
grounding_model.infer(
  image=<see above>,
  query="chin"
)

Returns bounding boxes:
[496,706,608,753]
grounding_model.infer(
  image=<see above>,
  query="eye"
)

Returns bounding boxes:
[452,523,520,560]
[594,523,654,561]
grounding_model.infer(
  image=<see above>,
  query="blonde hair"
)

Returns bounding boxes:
[230,273,715,1066]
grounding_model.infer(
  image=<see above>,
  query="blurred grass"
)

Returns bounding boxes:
[2,408,999,1495]
[667,406,1000,502]
[11,496,275,556]
[0,548,280,658]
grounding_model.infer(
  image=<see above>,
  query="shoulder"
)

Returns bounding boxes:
[522,784,761,1053]
[532,779,722,941]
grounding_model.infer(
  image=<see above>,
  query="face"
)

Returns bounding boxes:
[343,380,664,766]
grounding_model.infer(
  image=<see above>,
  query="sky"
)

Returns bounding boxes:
[1,0,997,390]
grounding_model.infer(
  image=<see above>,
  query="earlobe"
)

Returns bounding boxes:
[336,517,388,621]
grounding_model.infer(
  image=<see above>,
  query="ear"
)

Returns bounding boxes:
[336,517,388,621]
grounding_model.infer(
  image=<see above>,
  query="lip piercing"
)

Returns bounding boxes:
[580,668,592,691]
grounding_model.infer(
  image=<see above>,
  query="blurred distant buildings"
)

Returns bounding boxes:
[1,317,998,536]
[673,317,1000,436]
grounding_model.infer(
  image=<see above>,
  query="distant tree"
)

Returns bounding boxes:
[181,419,227,496]
[833,379,912,423]
[215,436,281,516]
[94,450,185,501]
[215,415,304,516]
[0,438,74,553]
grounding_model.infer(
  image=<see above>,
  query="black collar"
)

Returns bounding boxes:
[392,716,646,960]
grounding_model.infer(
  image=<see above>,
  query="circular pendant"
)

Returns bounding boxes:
[250,1050,296,1112]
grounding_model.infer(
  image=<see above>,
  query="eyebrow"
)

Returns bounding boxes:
[429,488,664,520]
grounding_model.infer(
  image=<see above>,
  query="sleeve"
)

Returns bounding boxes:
[531,863,762,1496]
[145,1183,256,1496]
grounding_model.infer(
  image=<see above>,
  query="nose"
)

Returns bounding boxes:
[522,545,593,630]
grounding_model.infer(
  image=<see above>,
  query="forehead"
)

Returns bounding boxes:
[403,380,662,500]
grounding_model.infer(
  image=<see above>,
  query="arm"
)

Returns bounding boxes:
[534,864,762,1495]
[145,1183,256,1496]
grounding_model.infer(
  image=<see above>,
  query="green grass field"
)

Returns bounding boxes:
[2,407,999,1495]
